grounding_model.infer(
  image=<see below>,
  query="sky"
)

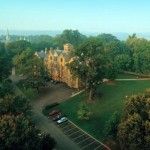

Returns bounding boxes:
[0,0,150,33]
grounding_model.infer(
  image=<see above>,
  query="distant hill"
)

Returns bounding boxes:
[0,30,150,41]
[0,30,61,36]
[84,32,150,40]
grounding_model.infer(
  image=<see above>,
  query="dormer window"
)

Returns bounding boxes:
[60,58,63,63]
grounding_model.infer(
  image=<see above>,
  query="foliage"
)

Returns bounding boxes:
[0,42,12,80]
[6,40,32,56]
[69,38,116,100]
[96,33,119,44]
[0,79,14,98]
[104,111,120,140]
[0,114,39,150]
[58,80,150,140]
[54,29,87,49]
[0,114,56,150]
[31,35,56,50]
[77,102,92,120]
[13,48,48,89]
[22,87,38,100]
[118,92,150,150]
[126,34,150,74]
[114,54,132,71]
[0,94,30,115]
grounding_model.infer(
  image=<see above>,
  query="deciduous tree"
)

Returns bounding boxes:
[118,91,150,150]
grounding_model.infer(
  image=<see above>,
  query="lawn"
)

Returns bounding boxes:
[58,80,150,141]
[116,73,138,79]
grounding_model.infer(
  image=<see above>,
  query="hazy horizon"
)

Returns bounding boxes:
[1,0,150,33]
[1,29,150,41]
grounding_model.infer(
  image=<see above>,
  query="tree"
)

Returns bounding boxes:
[54,29,87,49]
[114,54,132,71]
[69,38,116,101]
[31,35,56,50]
[0,94,30,115]
[104,111,120,140]
[96,33,119,44]
[0,79,14,98]
[126,35,150,74]
[6,40,32,56]
[0,42,12,80]
[0,114,56,150]
[13,48,48,90]
[117,92,150,150]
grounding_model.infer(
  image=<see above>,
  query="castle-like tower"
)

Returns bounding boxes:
[5,29,11,44]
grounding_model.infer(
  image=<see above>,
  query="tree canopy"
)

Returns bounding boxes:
[0,42,12,80]
[54,29,87,49]
[69,38,116,100]
[118,91,150,150]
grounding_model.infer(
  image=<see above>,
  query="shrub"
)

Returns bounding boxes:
[104,111,120,140]
[22,87,38,100]
[77,102,92,120]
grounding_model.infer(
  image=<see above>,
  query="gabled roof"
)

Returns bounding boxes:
[35,51,46,58]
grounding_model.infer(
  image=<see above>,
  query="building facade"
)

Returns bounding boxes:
[45,43,80,89]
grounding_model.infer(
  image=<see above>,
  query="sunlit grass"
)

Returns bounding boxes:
[58,80,150,140]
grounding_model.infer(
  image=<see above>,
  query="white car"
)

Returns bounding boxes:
[57,117,68,124]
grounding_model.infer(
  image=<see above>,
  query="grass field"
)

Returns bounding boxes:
[116,73,138,79]
[58,80,150,141]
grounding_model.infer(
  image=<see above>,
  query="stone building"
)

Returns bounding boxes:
[45,43,80,89]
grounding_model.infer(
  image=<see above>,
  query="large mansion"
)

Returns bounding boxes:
[44,44,80,89]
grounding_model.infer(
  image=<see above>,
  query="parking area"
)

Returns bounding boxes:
[57,121,109,150]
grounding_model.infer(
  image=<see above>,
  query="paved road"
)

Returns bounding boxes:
[31,83,80,150]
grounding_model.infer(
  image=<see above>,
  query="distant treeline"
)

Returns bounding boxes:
[1,30,150,75]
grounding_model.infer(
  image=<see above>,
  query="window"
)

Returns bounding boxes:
[60,58,63,62]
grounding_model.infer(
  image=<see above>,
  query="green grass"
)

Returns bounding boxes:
[58,80,150,141]
[117,73,138,79]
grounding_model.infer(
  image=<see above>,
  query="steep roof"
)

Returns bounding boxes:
[35,51,46,58]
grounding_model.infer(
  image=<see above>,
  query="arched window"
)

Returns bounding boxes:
[60,58,63,63]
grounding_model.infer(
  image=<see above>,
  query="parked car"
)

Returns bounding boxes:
[52,114,62,121]
[57,117,68,124]
[49,110,60,116]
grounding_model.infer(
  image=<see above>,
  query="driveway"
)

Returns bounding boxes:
[32,83,80,150]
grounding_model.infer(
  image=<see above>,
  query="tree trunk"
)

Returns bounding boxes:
[85,78,89,96]
[88,88,93,101]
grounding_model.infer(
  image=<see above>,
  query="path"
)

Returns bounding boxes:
[116,78,150,81]
[31,83,80,150]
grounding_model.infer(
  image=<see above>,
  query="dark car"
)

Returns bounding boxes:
[52,114,62,121]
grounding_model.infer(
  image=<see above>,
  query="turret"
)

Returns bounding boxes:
[63,43,73,53]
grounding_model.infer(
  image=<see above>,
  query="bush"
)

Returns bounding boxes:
[104,111,120,140]
[77,102,92,120]
[42,103,59,116]
[22,87,38,100]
